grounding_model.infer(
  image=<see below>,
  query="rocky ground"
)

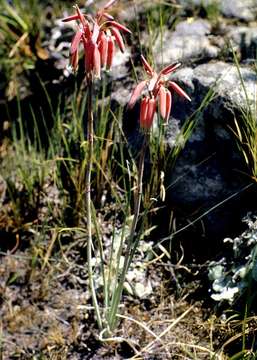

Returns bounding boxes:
[1,0,257,358]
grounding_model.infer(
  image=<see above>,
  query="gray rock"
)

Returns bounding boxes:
[111,86,131,107]
[165,62,257,244]
[153,19,220,65]
[107,48,131,81]
[178,0,257,21]
[176,19,212,35]
[226,26,257,61]
[221,0,257,22]
[191,62,256,112]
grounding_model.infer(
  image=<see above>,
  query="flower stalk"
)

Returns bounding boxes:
[85,76,103,329]
[108,133,148,331]
[61,1,191,334]
[107,55,192,331]
[62,1,131,331]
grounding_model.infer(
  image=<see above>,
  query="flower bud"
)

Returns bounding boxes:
[98,31,108,68]
[93,45,101,78]
[140,97,156,129]
[110,27,125,53]
[106,36,115,70]
[140,97,149,128]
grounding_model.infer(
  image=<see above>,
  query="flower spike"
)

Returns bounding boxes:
[62,3,131,77]
[128,55,191,129]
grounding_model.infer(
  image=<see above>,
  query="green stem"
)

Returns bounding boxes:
[85,77,102,330]
[108,133,148,331]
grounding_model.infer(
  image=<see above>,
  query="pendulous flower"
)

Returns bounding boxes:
[128,55,191,129]
[62,1,131,78]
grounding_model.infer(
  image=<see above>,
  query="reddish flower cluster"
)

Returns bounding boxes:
[128,56,191,129]
[62,0,131,78]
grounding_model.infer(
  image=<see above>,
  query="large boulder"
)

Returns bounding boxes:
[163,62,257,256]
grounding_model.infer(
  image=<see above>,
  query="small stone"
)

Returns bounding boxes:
[134,281,153,299]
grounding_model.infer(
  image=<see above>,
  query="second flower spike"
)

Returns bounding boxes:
[128,55,191,129]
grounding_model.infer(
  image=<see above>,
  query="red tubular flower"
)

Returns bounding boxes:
[106,36,115,70]
[168,81,191,102]
[62,1,131,77]
[128,80,147,108]
[91,23,100,44]
[71,49,79,71]
[128,55,191,129]
[164,89,172,123]
[110,27,125,53]
[141,55,154,76]
[158,85,172,123]
[140,97,149,128]
[83,39,94,73]
[146,98,157,128]
[139,97,157,129]
[93,45,101,78]
[71,30,83,55]
[160,62,181,76]
[105,21,131,34]
[98,32,108,68]
[75,6,88,28]
[101,12,114,20]
[158,85,167,120]
[62,14,80,23]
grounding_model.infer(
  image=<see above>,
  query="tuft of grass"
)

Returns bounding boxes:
[229,47,257,182]
[202,1,221,26]
[0,0,47,100]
